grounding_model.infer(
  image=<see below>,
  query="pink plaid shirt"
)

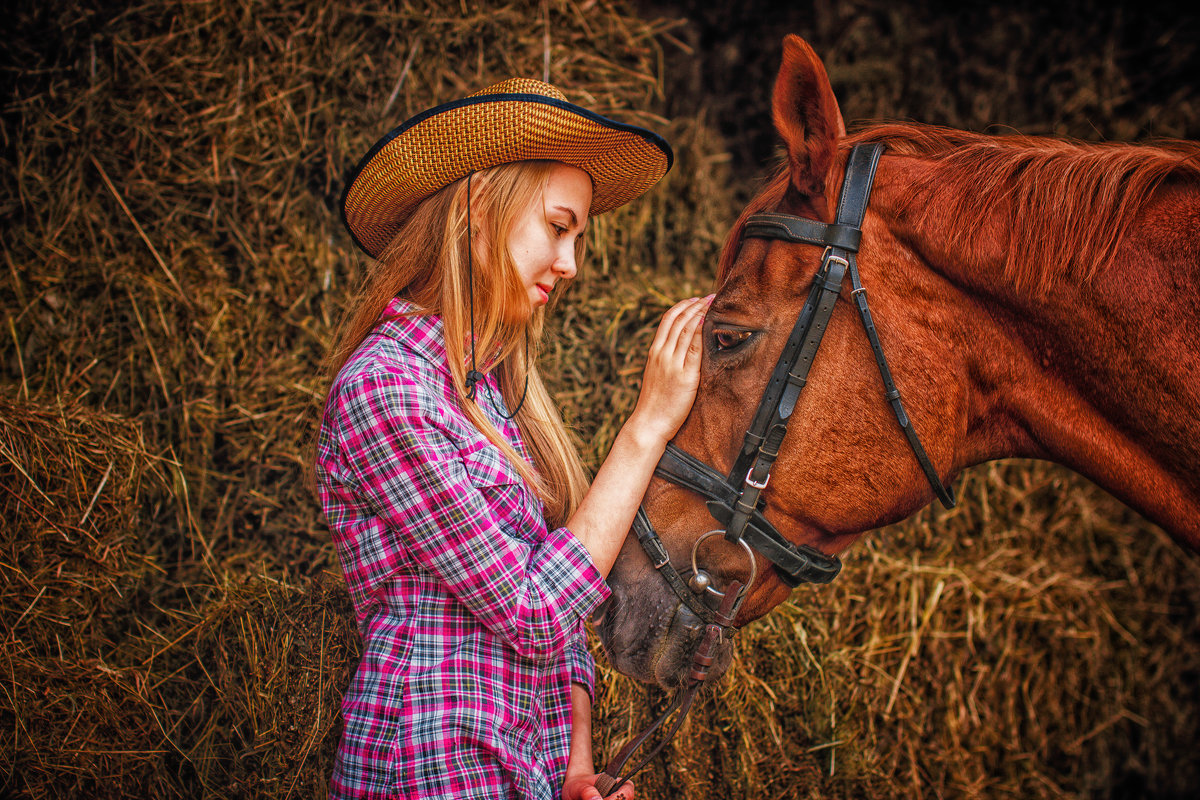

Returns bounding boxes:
[316,298,610,799]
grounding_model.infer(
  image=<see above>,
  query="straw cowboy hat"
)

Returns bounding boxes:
[340,78,674,258]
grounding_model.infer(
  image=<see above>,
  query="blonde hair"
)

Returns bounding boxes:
[323,160,589,527]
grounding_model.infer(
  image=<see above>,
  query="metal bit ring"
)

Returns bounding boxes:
[689,530,758,599]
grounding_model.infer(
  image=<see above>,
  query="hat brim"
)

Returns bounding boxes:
[341,93,674,258]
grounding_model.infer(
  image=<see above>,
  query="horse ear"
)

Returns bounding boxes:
[772,35,846,206]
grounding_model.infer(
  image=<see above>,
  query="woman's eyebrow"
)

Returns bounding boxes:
[549,205,584,230]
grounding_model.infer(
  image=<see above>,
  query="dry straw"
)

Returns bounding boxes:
[2,0,1199,798]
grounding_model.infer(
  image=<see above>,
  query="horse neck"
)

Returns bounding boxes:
[875,161,1200,543]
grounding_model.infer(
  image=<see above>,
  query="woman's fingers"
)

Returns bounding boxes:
[675,296,710,363]
[650,296,706,354]
[666,296,710,367]
[651,295,711,363]
[629,294,713,444]
[603,779,635,800]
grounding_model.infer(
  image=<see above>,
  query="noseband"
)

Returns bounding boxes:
[633,142,957,623]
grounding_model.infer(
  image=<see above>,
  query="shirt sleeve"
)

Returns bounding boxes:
[564,625,598,702]
[329,367,610,662]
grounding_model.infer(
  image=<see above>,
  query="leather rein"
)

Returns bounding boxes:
[596,144,955,796]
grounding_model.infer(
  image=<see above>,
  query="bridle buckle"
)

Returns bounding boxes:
[820,246,849,272]
[744,468,770,491]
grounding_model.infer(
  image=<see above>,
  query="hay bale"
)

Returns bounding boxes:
[0,394,163,798]
[134,576,359,800]
[3,656,167,799]
[3,570,358,800]
[0,392,159,649]
[0,394,156,586]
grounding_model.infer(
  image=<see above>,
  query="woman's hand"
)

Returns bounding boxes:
[564,294,712,577]
[562,772,636,800]
[562,684,636,800]
[627,294,712,447]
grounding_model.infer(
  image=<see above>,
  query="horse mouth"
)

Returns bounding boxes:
[595,586,736,688]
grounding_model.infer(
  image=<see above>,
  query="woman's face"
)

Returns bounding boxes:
[506,163,592,313]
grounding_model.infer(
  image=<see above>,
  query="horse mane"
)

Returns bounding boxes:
[718,121,1200,294]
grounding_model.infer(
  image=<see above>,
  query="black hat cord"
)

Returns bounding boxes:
[463,172,529,421]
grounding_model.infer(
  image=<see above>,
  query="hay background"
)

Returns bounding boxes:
[2,0,1198,798]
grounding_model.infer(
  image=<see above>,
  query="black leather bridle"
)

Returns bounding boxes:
[597,143,958,796]
[631,143,957,625]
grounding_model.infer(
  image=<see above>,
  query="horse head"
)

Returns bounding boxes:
[599,29,1200,689]
[595,34,972,687]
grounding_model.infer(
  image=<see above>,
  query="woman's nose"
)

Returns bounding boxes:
[554,247,577,280]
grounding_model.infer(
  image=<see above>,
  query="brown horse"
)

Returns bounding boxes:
[596,34,1200,688]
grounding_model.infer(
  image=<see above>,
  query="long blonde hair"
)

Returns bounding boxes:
[323,160,589,527]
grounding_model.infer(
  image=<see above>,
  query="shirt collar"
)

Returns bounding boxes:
[372,297,503,381]
[373,297,456,378]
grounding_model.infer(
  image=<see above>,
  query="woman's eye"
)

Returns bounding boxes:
[551,224,567,236]
[713,329,752,351]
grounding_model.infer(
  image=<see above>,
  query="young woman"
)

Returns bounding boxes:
[316,79,708,800]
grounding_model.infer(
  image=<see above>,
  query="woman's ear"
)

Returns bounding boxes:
[463,175,491,260]
[772,35,846,216]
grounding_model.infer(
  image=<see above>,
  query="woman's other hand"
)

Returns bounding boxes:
[562,772,636,800]
[628,295,712,446]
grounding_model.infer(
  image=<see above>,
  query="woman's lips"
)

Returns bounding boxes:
[535,284,551,304]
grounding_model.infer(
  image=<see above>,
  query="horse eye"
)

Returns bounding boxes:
[713,328,752,352]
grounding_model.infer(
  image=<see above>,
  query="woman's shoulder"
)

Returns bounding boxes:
[331,336,441,415]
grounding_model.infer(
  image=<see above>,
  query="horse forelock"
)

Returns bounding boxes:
[719,122,1200,296]
[717,168,792,286]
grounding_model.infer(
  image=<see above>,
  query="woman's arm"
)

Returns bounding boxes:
[562,683,634,800]
[564,683,596,790]
[562,298,707,799]
[567,295,711,578]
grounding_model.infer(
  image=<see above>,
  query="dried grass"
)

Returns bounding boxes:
[2,0,1199,798]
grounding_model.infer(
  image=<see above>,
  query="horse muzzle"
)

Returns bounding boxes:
[596,549,740,688]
